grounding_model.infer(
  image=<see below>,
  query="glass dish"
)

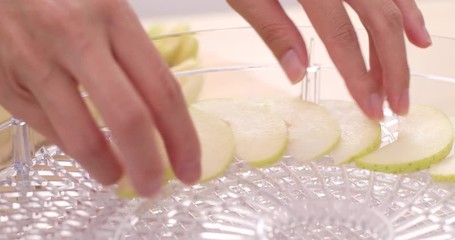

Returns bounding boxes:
[0,26,454,239]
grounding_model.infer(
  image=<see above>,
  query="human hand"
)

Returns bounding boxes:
[0,0,200,196]
[228,0,432,120]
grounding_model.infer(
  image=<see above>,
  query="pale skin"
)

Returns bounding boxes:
[0,0,431,197]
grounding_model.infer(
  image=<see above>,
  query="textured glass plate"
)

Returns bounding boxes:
[0,27,454,239]
[107,114,455,240]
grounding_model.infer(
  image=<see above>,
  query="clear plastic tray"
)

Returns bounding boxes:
[0,27,455,240]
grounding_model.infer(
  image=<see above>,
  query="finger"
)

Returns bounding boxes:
[393,0,432,48]
[27,67,123,185]
[227,0,308,84]
[105,4,201,184]
[346,0,409,115]
[299,0,383,119]
[63,37,165,197]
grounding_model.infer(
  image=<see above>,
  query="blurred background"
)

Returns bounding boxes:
[128,0,299,18]
[128,0,453,37]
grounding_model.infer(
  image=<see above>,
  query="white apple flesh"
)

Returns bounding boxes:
[356,105,454,173]
[116,107,235,198]
[270,99,341,162]
[320,100,381,164]
[193,99,288,167]
[428,117,455,182]
[189,107,235,181]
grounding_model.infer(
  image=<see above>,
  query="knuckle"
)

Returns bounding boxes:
[154,68,185,109]
[408,9,424,24]
[35,3,90,42]
[259,22,291,49]
[95,0,130,17]
[114,104,151,134]
[328,22,358,44]
[377,3,404,32]
[32,66,56,88]
[71,35,97,58]
[95,0,122,10]
[37,5,78,31]
[69,134,106,160]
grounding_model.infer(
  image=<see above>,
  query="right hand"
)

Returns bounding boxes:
[229,0,432,119]
[0,0,201,197]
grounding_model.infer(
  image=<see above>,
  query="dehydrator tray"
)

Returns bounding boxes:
[0,27,455,239]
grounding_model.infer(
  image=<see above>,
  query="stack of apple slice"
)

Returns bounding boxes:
[268,99,341,162]
[190,99,455,183]
[148,24,203,104]
[117,98,343,198]
[193,99,289,167]
[2,92,455,199]
[193,98,343,166]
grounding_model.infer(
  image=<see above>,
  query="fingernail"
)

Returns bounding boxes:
[280,49,307,84]
[397,90,410,116]
[368,93,384,120]
[423,27,432,46]
[176,160,201,184]
[137,178,162,198]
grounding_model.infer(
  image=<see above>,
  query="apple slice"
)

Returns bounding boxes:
[148,24,199,67]
[356,105,454,173]
[116,107,235,198]
[429,156,455,182]
[270,99,341,162]
[320,100,381,164]
[193,99,287,167]
[0,106,10,123]
[189,107,235,181]
[428,117,455,182]
[171,58,204,104]
[116,133,174,199]
[0,106,12,167]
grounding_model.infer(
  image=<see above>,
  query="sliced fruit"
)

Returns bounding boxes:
[428,117,455,182]
[83,60,202,126]
[116,130,173,199]
[171,58,204,104]
[320,100,381,164]
[0,136,11,168]
[116,177,139,199]
[193,99,287,167]
[270,99,341,162]
[171,33,199,66]
[151,35,184,66]
[146,24,166,36]
[0,107,12,167]
[116,107,235,198]
[356,105,454,173]
[148,24,198,66]
[84,97,105,127]
[190,107,235,181]
[429,156,455,182]
[0,106,10,124]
